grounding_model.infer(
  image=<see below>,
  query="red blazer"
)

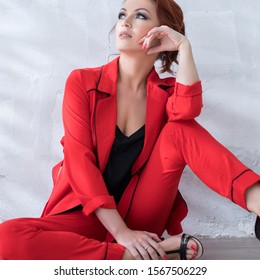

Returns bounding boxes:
[41,56,203,236]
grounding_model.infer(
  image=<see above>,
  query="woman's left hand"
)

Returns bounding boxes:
[137,25,187,55]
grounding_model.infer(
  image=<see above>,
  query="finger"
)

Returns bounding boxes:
[127,244,145,261]
[146,45,164,55]
[146,246,159,260]
[141,243,156,259]
[148,240,166,260]
[146,232,162,243]
[137,36,146,45]
[136,243,151,260]
[141,34,156,49]
[137,34,152,45]
[147,26,169,38]
[128,246,142,260]
[144,232,166,259]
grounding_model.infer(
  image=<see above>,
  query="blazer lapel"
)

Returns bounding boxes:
[94,57,119,173]
[94,57,173,174]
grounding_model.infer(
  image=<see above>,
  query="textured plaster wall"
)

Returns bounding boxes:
[0,0,259,238]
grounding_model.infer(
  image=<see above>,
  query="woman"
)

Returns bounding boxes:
[0,0,260,260]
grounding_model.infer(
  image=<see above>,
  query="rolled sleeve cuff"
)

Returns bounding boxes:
[232,170,260,210]
[82,195,117,216]
[174,80,202,96]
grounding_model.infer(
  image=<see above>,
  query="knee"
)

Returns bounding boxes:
[164,120,213,148]
[159,120,200,150]
[0,218,30,259]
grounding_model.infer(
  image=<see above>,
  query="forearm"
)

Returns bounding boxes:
[95,207,128,240]
[95,207,165,260]
[176,39,200,85]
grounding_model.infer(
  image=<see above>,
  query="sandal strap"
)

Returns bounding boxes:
[255,216,260,241]
[179,233,192,260]
[166,233,204,260]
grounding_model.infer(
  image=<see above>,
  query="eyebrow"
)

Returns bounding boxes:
[120,8,151,15]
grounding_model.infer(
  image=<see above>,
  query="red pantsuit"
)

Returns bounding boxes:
[0,57,259,259]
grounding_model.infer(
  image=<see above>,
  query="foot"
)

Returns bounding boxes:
[158,234,203,260]
[122,234,203,260]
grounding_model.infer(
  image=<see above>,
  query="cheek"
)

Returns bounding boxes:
[137,22,159,35]
[115,22,121,36]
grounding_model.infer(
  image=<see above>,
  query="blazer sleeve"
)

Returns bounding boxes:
[166,80,203,120]
[62,69,116,216]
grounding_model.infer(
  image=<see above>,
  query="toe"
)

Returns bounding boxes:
[186,249,195,260]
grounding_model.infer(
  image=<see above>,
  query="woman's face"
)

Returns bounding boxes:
[115,0,160,53]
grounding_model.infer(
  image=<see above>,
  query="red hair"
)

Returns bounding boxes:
[152,0,185,73]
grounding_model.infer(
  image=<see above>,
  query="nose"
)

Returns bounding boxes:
[121,19,132,28]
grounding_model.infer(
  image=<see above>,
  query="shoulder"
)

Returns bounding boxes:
[66,65,104,91]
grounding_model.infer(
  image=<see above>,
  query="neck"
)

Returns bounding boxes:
[118,53,157,91]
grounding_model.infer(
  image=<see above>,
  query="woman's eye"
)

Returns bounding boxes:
[118,12,126,19]
[136,13,147,20]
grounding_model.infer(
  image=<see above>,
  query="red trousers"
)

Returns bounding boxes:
[0,120,259,259]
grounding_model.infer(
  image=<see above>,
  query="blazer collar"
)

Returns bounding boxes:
[95,56,173,174]
[97,56,173,95]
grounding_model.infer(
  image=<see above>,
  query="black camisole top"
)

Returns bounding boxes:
[103,125,145,204]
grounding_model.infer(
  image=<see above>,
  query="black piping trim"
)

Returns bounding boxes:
[126,157,151,218]
[96,66,103,90]
[93,66,105,169]
[104,243,108,260]
[231,169,250,202]
[84,67,104,93]
[124,172,141,220]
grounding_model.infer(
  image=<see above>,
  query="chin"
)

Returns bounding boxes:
[116,44,140,53]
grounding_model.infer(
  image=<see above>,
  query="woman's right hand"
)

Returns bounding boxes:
[115,227,166,260]
[95,208,166,260]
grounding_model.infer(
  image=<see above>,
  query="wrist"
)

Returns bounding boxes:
[95,207,129,239]
[113,223,129,241]
[178,38,191,52]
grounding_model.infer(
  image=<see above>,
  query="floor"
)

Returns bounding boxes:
[199,237,260,260]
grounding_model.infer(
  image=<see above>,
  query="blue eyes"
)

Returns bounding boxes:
[118,12,148,20]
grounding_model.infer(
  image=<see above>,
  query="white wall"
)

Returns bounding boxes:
[0,0,259,238]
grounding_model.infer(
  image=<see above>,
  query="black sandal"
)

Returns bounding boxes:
[255,216,260,241]
[166,233,204,260]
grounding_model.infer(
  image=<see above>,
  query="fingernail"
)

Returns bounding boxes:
[163,255,167,260]
[191,245,197,251]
